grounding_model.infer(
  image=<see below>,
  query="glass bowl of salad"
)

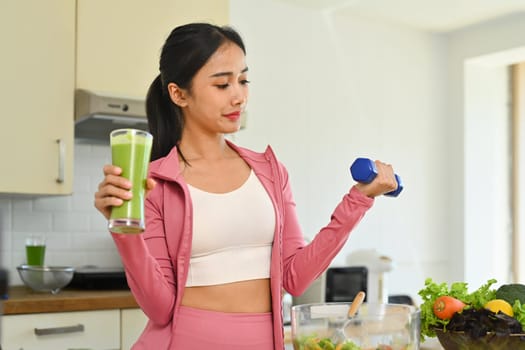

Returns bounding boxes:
[291,302,420,350]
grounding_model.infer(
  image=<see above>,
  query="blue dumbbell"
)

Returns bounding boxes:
[350,158,403,197]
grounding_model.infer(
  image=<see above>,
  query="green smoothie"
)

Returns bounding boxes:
[26,244,46,266]
[109,129,153,234]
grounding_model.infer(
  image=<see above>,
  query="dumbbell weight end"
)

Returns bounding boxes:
[385,174,403,197]
[349,158,403,197]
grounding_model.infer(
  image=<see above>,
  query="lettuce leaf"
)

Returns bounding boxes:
[513,300,525,331]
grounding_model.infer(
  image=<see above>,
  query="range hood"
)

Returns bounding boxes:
[74,89,149,141]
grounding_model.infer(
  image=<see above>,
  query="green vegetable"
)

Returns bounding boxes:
[318,338,335,350]
[496,284,525,305]
[461,279,498,309]
[512,299,525,330]
[418,278,497,340]
[493,284,525,330]
[292,336,360,350]
[340,343,360,350]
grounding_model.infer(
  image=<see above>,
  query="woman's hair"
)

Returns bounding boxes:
[146,23,246,161]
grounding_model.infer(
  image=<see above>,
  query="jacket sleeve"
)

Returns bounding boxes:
[279,162,374,296]
[110,181,176,326]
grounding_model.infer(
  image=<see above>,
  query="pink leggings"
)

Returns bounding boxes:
[172,306,275,349]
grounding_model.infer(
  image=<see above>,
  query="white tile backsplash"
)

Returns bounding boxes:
[53,212,91,232]
[72,193,97,211]
[12,212,53,232]
[0,141,121,286]
[0,198,11,233]
[33,196,73,212]
[73,175,93,193]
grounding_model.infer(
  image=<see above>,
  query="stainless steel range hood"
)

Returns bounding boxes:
[74,89,148,141]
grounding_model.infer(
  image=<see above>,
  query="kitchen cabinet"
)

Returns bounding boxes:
[0,0,75,195]
[2,308,148,350]
[2,287,144,349]
[121,308,148,349]
[1,310,120,350]
[76,0,230,99]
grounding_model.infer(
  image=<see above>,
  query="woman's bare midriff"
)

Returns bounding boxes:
[181,278,272,313]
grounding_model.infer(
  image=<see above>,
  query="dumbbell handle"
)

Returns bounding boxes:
[350,158,403,197]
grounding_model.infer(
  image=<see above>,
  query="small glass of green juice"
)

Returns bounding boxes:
[108,128,153,234]
[25,235,46,266]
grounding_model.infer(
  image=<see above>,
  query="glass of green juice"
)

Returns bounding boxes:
[108,128,153,234]
[25,235,46,266]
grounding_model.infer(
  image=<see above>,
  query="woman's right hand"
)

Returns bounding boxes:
[94,165,156,220]
[94,165,132,220]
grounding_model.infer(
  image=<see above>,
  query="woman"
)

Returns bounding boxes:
[94,23,398,350]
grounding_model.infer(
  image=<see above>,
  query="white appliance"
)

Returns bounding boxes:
[346,249,393,304]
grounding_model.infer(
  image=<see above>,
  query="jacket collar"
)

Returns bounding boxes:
[148,139,273,182]
[148,145,182,182]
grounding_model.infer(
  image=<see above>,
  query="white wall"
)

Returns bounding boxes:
[464,64,511,287]
[230,0,449,299]
[230,1,525,299]
[518,64,525,282]
[445,13,525,286]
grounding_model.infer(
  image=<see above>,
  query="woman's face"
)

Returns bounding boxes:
[180,42,249,135]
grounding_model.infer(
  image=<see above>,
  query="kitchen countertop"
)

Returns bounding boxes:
[3,285,138,315]
[4,286,443,349]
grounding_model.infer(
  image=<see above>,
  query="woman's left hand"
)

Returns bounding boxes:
[354,160,398,198]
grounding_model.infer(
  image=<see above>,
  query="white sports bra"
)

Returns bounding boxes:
[185,171,275,287]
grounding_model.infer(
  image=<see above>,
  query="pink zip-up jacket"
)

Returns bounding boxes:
[111,141,374,349]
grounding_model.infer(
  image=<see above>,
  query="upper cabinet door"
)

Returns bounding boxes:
[0,0,75,195]
[76,0,230,99]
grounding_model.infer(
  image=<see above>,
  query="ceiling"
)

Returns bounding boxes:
[277,0,525,32]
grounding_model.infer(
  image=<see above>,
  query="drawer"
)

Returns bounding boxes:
[1,309,120,350]
[121,308,148,350]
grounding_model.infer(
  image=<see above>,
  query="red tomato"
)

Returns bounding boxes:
[433,295,466,320]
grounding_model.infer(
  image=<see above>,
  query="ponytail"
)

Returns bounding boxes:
[146,75,184,161]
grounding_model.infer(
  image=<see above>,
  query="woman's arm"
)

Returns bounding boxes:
[279,162,374,296]
[111,183,177,326]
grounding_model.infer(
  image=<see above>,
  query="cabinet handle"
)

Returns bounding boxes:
[56,138,65,183]
[34,323,84,336]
